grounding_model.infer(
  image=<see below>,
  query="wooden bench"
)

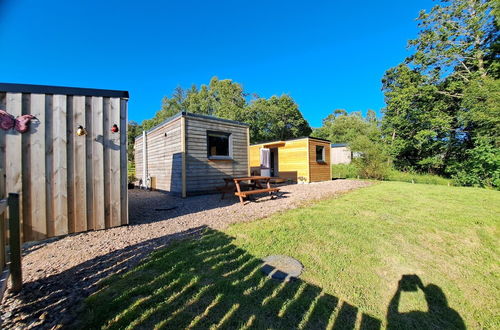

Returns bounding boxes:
[234,187,280,197]
[217,182,254,200]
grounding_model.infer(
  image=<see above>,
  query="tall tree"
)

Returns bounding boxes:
[244,95,312,143]
[312,110,380,144]
[139,77,312,144]
[382,0,499,185]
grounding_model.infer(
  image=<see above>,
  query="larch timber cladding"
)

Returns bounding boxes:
[277,139,310,182]
[308,139,331,182]
[0,92,128,242]
[185,117,248,193]
[134,118,182,193]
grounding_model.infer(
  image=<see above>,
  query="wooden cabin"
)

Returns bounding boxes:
[249,137,332,183]
[135,112,249,197]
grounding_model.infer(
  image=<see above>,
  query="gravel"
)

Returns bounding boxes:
[0,179,370,329]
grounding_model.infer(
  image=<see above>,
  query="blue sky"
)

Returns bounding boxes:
[0,0,435,127]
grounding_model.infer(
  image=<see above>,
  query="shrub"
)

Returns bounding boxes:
[449,137,500,189]
[331,164,358,179]
[349,136,392,180]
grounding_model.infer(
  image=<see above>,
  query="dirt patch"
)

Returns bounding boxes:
[0,179,370,329]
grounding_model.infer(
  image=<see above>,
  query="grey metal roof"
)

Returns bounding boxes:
[250,136,331,146]
[331,143,348,147]
[136,111,249,139]
[0,82,129,98]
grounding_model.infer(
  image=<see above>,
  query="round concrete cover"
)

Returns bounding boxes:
[261,255,303,281]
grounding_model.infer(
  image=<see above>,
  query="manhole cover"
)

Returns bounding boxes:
[261,255,303,281]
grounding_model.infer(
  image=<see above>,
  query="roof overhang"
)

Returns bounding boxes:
[263,141,286,148]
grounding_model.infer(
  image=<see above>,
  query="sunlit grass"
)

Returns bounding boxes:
[78,182,499,329]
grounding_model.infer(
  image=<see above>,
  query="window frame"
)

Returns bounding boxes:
[206,130,233,160]
[316,145,326,163]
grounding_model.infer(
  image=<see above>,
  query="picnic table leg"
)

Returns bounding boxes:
[266,179,276,199]
[234,181,245,205]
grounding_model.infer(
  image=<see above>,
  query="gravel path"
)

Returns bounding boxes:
[0,179,370,329]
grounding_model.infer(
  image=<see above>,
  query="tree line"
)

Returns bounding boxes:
[314,0,499,188]
[127,77,312,162]
[130,0,498,189]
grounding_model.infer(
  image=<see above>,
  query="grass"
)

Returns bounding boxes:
[332,164,454,186]
[78,182,499,329]
[385,170,453,186]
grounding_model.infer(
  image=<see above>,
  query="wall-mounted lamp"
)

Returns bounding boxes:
[76,125,87,136]
[111,124,119,133]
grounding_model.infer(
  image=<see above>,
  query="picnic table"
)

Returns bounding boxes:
[217,176,281,205]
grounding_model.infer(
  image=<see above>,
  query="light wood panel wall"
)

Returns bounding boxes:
[249,138,331,183]
[134,114,249,195]
[185,116,248,193]
[134,117,183,193]
[249,138,309,182]
[276,139,310,183]
[0,92,128,242]
[308,139,331,182]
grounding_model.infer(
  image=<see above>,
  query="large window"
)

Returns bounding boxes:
[316,145,325,162]
[207,131,232,159]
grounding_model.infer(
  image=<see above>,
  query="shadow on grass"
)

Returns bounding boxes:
[77,228,381,329]
[0,227,206,328]
[387,274,465,329]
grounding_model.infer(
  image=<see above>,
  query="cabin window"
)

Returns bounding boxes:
[316,145,325,162]
[207,131,232,159]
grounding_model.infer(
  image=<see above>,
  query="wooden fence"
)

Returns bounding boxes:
[0,83,129,242]
[1,167,23,296]
[0,168,5,269]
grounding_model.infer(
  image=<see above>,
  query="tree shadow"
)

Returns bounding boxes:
[386,274,465,329]
[75,228,381,329]
[0,226,207,329]
[128,187,290,226]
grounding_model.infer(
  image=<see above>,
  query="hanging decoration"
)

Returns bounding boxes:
[111,124,119,133]
[0,109,37,133]
[76,125,87,136]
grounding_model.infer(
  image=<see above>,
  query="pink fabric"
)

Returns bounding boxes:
[0,110,36,133]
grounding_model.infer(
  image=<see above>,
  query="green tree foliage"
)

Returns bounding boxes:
[382,0,499,187]
[131,77,312,160]
[312,110,380,144]
[313,110,391,179]
[350,135,392,180]
[127,121,142,162]
[244,95,311,142]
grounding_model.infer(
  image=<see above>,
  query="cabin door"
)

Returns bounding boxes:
[260,148,271,177]
[270,148,279,177]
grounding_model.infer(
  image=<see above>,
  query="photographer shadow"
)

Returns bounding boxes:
[387,274,465,329]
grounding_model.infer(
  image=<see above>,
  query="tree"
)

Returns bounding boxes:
[142,86,187,131]
[183,77,247,121]
[139,77,311,144]
[382,0,499,186]
[127,121,142,162]
[313,110,390,179]
[312,110,380,144]
[244,95,312,143]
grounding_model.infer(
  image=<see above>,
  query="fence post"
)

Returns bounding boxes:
[8,193,22,292]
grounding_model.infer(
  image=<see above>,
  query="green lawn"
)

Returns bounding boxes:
[78,182,500,329]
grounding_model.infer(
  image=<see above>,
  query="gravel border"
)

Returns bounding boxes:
[0,179,370,329]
